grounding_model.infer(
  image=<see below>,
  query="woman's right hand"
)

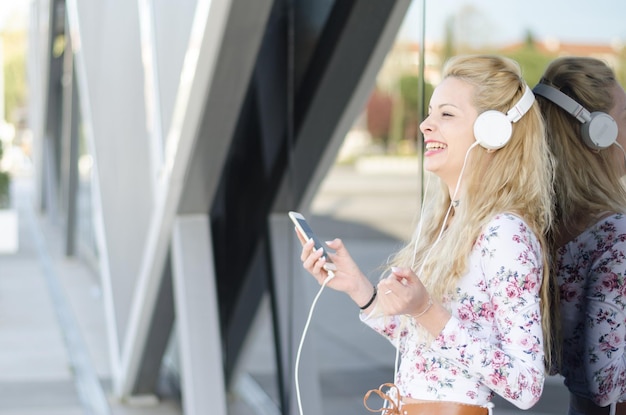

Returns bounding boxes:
[296,230,375,309]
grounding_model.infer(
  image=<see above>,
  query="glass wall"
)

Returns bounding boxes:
[303,1,626,414]
[318,0,626,243]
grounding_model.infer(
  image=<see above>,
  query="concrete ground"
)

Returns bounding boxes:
[0,174,183,415]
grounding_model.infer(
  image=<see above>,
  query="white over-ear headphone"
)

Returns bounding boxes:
[533,82,618,150]
[473,85,535,150]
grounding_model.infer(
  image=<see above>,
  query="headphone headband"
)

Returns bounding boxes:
[533,82,617,150]
[507,85,536,123]
[532,83,591,123]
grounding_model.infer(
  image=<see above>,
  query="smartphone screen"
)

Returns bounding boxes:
[289,211,336,270]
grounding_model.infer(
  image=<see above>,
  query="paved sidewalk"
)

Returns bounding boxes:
[0,176,182,415]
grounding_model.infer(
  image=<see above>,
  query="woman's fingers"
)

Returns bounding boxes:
[300,239,329,279]
[294,226,308,245]
[376,271,429,316]
[300,238,315,262]
[325,238,343,254]
[389,266,420,285]
[377,278,408,300]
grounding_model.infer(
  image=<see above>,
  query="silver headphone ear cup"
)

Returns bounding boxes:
[581,112,618,150]
[533,83,618,151]
[473,110,513,150]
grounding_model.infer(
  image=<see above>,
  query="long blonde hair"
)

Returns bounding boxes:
[537,57,626,240]
[388,55,557,368]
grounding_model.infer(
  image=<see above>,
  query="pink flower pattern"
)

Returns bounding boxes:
[555,214,626,406]
[361,214,545,409]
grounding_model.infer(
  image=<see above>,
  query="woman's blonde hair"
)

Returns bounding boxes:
[537,57,626,239]
[387,55,557,369]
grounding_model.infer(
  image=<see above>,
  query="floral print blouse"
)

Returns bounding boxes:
[556,213,626,406]
[361,214,545,409]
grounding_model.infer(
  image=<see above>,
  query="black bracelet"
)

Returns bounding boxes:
[359,285,377,310]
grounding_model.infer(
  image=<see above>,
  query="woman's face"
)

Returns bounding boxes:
[420,77,479,195]
[609,82,626,176]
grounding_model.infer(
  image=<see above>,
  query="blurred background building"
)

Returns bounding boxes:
[1,0,625,414]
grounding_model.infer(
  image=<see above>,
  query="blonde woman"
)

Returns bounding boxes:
[534,56,626,415]
[296,55,556,414]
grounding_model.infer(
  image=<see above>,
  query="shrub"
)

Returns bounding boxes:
[0,141,11,209]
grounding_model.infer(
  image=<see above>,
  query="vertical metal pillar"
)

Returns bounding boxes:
[268,214,324,415]
[60,14,79,256]
[171,215,227,415]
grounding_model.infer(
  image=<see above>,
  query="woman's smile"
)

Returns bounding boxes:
[424,140,448,156]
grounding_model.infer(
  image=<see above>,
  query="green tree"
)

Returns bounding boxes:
[501,31,556,87]
[0,140,10,208]
[616,47,626,87]
[4,52,26,124]
[442,16,455,64]
[523,29,536,50]
[2,31,27,124]
[398,75,433,123]
[399,75,420,114]
[391,74,434,152]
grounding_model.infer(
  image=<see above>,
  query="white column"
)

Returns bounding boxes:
[171,215,227,415]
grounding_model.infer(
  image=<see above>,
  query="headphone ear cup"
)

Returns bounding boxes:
[473,110,513,150]
[580,112,618,150]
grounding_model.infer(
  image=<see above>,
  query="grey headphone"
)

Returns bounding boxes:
[473,85,536,150]
[533,83,618,150]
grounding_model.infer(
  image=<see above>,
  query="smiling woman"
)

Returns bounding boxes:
[21,0,626,413]
[295,54,557,414]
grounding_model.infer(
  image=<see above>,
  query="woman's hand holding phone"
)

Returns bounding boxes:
[289,212,377,308]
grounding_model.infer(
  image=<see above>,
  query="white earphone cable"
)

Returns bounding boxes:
[295,142,479,414]
[295,270,335,415]
[415,140,478,274]
[392,141,479,382]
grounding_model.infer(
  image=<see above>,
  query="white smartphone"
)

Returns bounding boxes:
[288,211,337,271]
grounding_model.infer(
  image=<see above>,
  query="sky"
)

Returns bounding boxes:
[1,0,624,45]
[399,0,626,46]
[0,0,29,31]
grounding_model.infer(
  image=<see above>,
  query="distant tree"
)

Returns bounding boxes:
[454,5,495,52]
[4,52,26,124]
[399,75,420,114]
[399,75,433,115]
[366,87,393,144]
[2,31,27,124]
[442,16,455,63]
[524,29,536,49]
[397,74,434,148]
[617,48,626,87]
[502,35,556,88]
[0,140,10,208]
